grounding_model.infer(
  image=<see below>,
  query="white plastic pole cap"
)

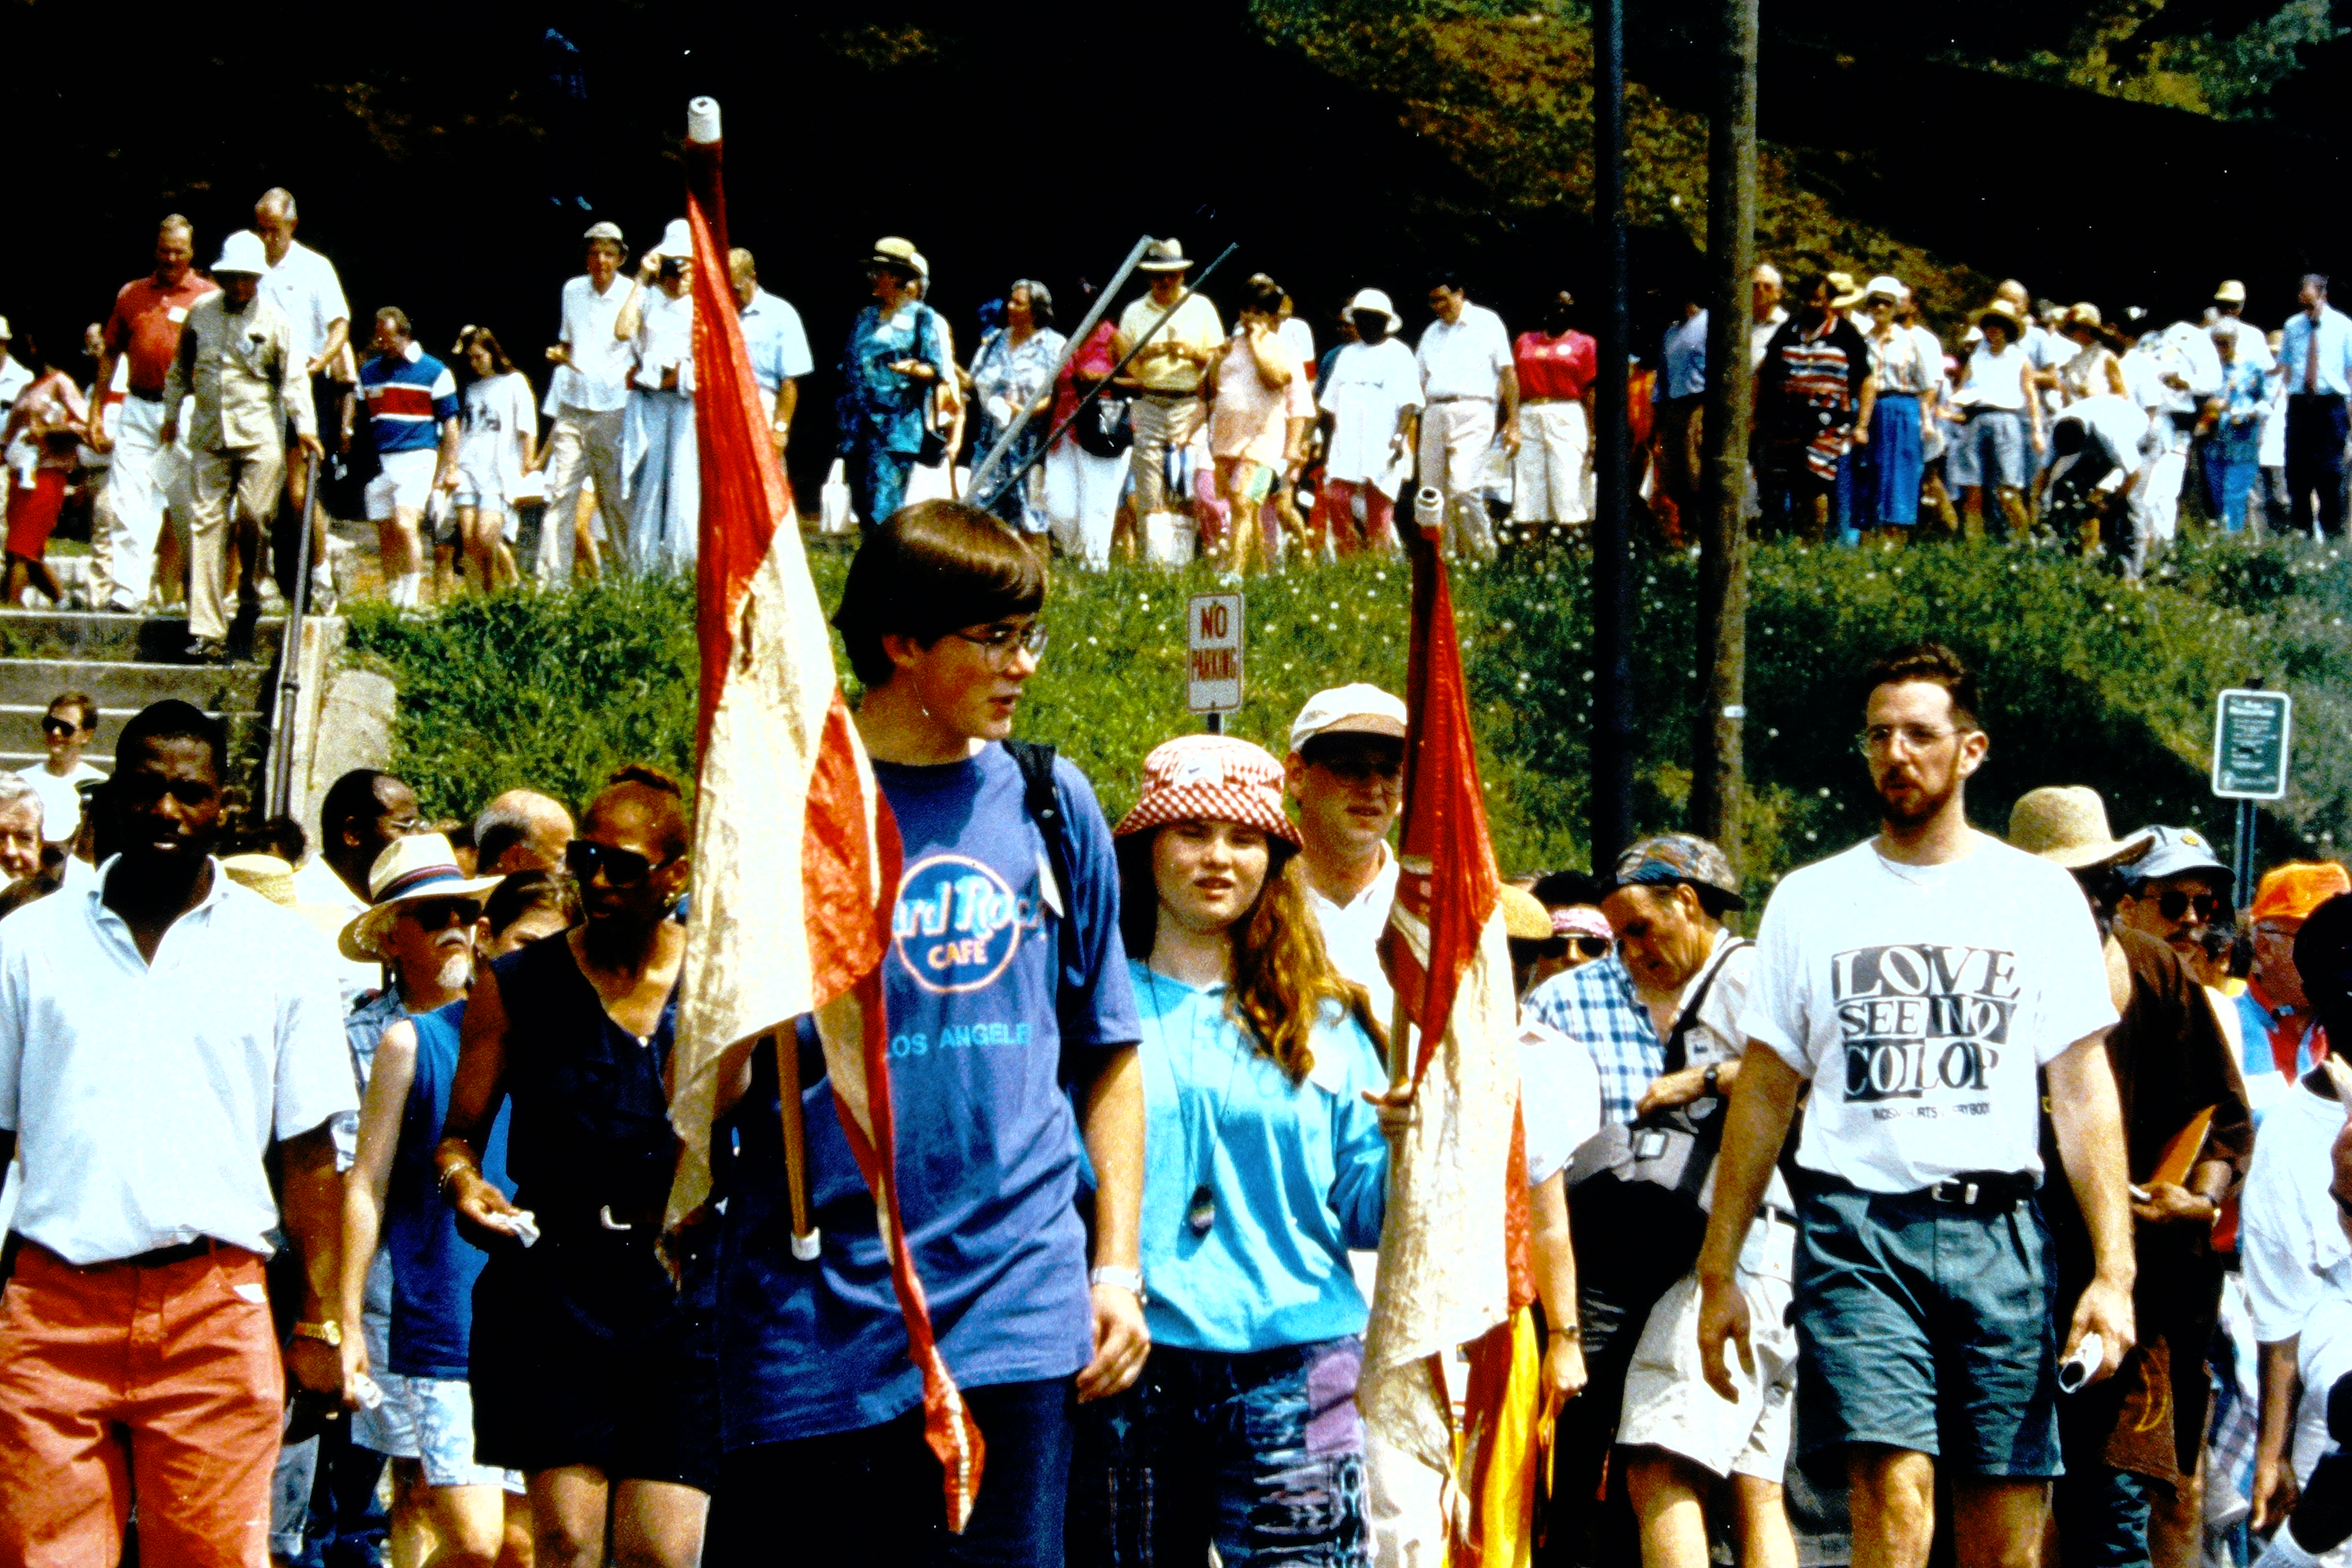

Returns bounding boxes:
[687,97,722,145]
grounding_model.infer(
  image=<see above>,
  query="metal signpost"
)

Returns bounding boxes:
[1187,592,1243,734]
[2212,686,2291,897]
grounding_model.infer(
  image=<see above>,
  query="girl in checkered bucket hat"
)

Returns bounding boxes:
[1088,731,1391,1559]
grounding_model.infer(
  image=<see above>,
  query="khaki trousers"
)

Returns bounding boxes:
[187,444,283,641]
[1417,399,1498,559]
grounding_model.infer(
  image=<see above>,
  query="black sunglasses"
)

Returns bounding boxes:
[401,898,481,930]
[40,717,79,739]
[566,839,670,888]
[2155,890,2224,923]
[1569,935,1612,959]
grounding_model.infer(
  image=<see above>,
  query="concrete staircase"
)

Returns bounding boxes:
[0,611,284,799]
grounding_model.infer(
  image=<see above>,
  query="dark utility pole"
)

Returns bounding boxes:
[1589,0,1636,869]
[1690,0,1759,851]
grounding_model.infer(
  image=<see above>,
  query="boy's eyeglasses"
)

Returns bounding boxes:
[954,623,1049,666]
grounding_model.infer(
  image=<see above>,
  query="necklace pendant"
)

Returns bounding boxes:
[1186,1185,1216,1236]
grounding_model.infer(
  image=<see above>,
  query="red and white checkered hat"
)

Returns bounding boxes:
[1113,734,1301,846]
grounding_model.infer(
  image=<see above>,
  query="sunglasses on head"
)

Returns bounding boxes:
[2154,889,2224,922]
[566,839,668,887]
[400,898,481,930]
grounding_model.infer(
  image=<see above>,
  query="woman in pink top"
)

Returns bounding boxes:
[1,329,89,607]
[1201,275,1312,572]
[1044,310,1125,570]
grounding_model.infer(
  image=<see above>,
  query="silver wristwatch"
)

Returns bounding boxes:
[1089,1265,1145,1301]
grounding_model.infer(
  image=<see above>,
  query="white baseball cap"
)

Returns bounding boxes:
[215,230,270,277]
[1288,683,1408,754]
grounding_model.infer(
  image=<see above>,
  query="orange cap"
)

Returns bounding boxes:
[2248,860,2352,925]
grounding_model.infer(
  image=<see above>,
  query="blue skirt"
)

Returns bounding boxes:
[1863,394,1923,526]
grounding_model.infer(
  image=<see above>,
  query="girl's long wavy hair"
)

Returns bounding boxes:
[1118,826,1388,1082]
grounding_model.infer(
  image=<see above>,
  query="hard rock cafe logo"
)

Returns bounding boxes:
[891,854,1038,995]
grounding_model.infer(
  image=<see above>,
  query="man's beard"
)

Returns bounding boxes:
[1876,767,1957,829]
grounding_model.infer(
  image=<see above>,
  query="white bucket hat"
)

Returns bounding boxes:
[215,230,270,277]
[1343,288,1403,332]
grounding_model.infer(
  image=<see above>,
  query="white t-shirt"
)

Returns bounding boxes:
[1278,317,1316,376]
[458,372,538,504]
[1521,1013,1600,1188]
[1959,342,2032,412]
[1417,303,1513,401]
[551,273,635,414]
[634,289,695,397]
[1740,833,2118,1193]
[17,762,104,845]
[258,241,349,370]
[1320,339,1424,491]
[2238,1077,2352,1344]
[2054,394,2152,489]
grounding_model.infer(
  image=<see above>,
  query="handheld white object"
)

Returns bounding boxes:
[483,1209,539,1247]
[2058,1333,2104,1393]
[1414,486,1446,532]
[351,1373,385,1412]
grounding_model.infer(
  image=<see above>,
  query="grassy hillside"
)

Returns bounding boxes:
[347,535,2352,901]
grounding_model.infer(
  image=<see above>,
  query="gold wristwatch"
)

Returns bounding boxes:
[292,1319,343,1348]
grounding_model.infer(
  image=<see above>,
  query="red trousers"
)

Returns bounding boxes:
[0,1241,283,1567]
[1310,479,1398,557]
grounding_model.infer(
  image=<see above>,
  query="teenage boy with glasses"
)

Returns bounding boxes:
[22,691,103,846]
[1699,642,2136,1568]
[705,499,1143,1566]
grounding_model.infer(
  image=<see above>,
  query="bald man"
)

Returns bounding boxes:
[472,790,575,875]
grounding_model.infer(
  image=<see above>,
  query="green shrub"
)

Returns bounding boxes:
[346,532,2352,895]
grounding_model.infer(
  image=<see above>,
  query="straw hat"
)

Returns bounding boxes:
[866,236,927,280]
[1138,238,1193,274]
[1499,885,1554,940]
[339,834,503,962]
[221,853,298,907]
[2006,786,2153,870]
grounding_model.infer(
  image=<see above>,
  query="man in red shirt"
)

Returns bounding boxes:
[87,216,216,614]
[1511,290,1598,533]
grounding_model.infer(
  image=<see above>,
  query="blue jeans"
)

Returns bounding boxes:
[708,1378,1073,1568]
[2203,432,2261,532]
[1069,1337,1368,1567]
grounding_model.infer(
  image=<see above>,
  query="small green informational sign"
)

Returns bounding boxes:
[2211,688,2292,801]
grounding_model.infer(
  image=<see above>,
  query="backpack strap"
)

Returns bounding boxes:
[1002,740,1085,1059]
[1662,937,1751,1074]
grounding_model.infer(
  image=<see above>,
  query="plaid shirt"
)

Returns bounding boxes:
[1526,953,1663,1129]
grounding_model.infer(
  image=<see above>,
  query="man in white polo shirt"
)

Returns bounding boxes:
[537,221,634,585]
[1415,273,1519,561]
[0,700,355,1568]
[254,189,349,610]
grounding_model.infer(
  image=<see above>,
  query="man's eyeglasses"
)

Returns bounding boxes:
[566,840,673,888]
[401,898,481,930]
[40,717,80,739]
[2152,889,2224,923]
[953,622,1048,666]
[1856,724,1973,757]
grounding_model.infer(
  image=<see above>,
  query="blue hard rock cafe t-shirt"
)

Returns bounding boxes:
[715,743,1141,1445]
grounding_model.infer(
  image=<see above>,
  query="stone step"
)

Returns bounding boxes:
[0,698,264,760]
[0,610,287,664]
[0,662,267,715]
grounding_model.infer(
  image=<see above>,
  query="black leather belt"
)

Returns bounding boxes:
[1921,1171,2037,1209]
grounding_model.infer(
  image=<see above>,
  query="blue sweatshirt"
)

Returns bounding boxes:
[1131,960,1390,1352]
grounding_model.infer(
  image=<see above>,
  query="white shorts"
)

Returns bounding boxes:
[452,481,520,542]
[365,448,439,519]
[359,1372,525,1493]
[1617,1218,1800,1481]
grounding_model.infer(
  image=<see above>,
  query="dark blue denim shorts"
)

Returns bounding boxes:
[1794,1181,2062,1477]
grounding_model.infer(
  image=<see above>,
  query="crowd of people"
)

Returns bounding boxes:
[11,198,2352,651]
[0,497,2340,1568]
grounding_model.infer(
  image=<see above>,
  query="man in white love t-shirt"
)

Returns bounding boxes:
[1696,641,2138,1568]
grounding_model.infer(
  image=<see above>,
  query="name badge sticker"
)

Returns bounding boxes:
[166,306,188,323]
